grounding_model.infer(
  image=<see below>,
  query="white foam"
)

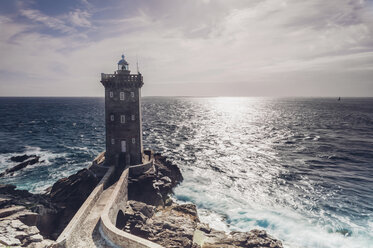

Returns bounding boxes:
[174,169,373,248]
[0,146,68,189]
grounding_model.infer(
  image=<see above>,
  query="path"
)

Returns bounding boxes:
[65,182,118,248]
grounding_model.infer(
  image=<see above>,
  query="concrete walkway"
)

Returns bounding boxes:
[65,182,118,248]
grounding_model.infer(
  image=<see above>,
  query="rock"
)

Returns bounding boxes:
[18,212,39,226]
[10,154,38,163]
[154,154,183,186]
[27,239,54,248]
[0,206,26,218]
[29,233,43,242]
[0,197,11,207]
[0,184,16,193]
[15,230,28,239]
[0,156,42,177]
[127,200,155,218]
[196,223,211,234]
[172,204,199,220]
[164,197,173,206]
[26,226,40,236]
[160,176,172,183]
[124,154,282,247]
[0,235,21,246]
[48,168,99,237]
[0,164,104,246]
[128,154,183,206]
[201,229,283,248]
[122,153,283,248]
[119,201,199,248]
[0,153,284,248]
[50,168,98,203]
[0,218,49,248]
[10,219,27,230]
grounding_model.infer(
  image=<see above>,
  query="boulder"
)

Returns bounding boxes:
[123,154,283,248]
[0,206,26,218]
[10,154,37,163]
[128,154,183,206]
[0,156,42,177]
[0,163,103,246]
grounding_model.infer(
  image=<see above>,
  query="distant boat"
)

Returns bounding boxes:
[338,97,341,101]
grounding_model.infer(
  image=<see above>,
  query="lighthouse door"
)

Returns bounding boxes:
[121,140,127,152]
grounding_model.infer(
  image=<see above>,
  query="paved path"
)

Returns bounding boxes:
[65,182,118,248]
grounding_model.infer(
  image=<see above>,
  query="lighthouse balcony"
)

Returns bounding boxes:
[101,73,142,82]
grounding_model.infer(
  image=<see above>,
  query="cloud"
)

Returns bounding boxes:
[19,8,75,34]
[0,0,372,96]
[69,9,91,27]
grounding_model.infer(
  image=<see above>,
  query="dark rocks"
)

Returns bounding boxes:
[47,167,102,238]
[0,158,107,247]
[127,200,155,218]
[0,184,55,247]
[50,168,98,204]
[172,204,199,221]
[10,154,38,163]
[128,153,183,206]
[155,153,183,188]
[200,229,283,248]
[118,200,283,248]
[124,154,283,248]
[118,202,199,248]
[0,155,43,177]
[0,152,284,248]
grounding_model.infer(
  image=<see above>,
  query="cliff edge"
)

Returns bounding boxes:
[0,153,283,248]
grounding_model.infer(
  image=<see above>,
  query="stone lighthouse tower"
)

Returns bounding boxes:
[101,55,143,167]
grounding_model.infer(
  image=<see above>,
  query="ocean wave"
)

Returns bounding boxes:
[175,182,373,248]
[1,97,372,248]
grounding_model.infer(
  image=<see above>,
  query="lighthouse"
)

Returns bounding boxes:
[100,55,144,167]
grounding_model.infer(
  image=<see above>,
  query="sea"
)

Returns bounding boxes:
[0,97,372,248]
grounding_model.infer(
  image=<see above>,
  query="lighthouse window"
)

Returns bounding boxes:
[110,114,114,121]
[131,92,135,98]
[131,115,135,121]
[111,138,115,145]
[120,92,125,100]
[120,115,126,123]
[109,91,113,98]
[132,138,136,144]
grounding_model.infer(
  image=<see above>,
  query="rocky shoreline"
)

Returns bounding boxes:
[0,153,283,248]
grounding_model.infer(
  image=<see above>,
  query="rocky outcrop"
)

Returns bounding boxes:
[0,155,43,177]
[47,168,101,238]
[0,159,106,247]
[0,184,55,247]
[120,201,199,248]
[122,154,283,248]
[118,200,283,248]
[128,153,183,206]
[200,229,283,248]
[10,155,38,163]
[0,152,284,248]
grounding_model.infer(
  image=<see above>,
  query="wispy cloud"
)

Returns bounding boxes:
[68,9,91,27]
[19,8,75,33]
[0,0,372,96]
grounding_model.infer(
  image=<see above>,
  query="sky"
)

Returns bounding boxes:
[0,0,372,97]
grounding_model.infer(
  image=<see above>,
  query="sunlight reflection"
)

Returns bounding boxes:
[206,97,257,122]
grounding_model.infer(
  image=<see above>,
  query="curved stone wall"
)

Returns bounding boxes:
[129,159,153,176]
[129,150,154,176]
[100,168,163,248]
[55,166,114,247]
